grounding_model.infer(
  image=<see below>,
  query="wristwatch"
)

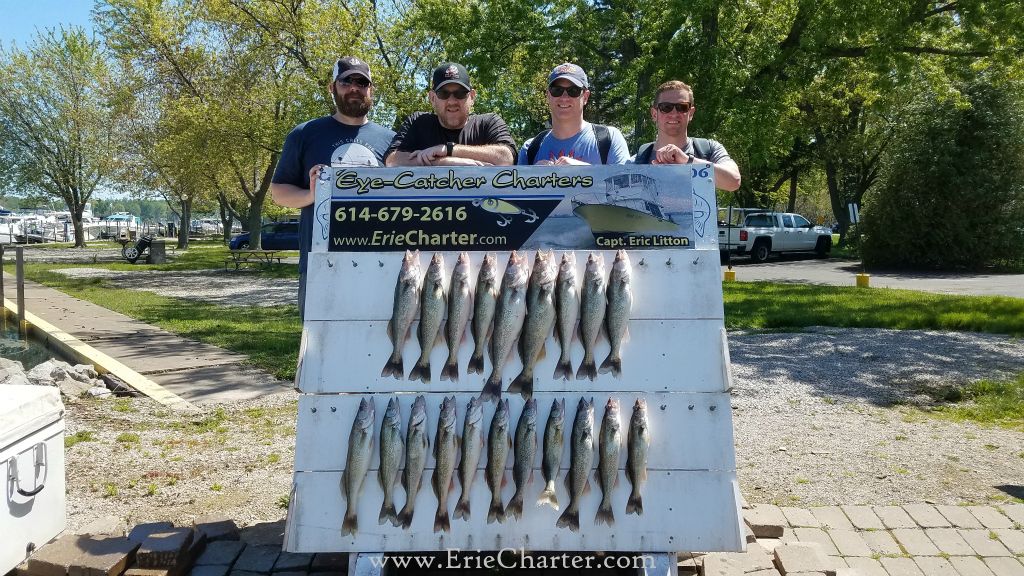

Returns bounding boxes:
[686,153,694,164]
[445,142,455,157]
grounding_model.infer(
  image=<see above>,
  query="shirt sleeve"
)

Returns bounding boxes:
[481,114,518,157]
[606,127,631,164]
[384,112,423,159]
[517,139,533,165]
[709,139,733,164]
[272,125,305,186]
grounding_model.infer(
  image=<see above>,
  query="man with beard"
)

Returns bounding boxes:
[630,80,741,191]
[385,62,516,166]
[271,56,395,319]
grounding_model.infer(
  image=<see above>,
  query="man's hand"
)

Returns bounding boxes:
[308,164,328,183]
[406,149,435,166]
[552,156,589,166]
[651,145,687,165]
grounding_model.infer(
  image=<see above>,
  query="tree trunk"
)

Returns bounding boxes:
[787,169,798,212]
[177,198,192,249]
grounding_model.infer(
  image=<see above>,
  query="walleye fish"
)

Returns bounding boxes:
[432,395,459,533]
[536,397,565,510]
[552,252,580,381]
[480,251,530,402]
[396,395,429,529]
[341,397,375,536]
[625,398,650,516]
[576,253,607,381]
[485,398,512,523]
[599,250,633,376]
[505,398,538,519]
[454,396,484,521]
[595,397,621,526]
[441,252,473,382]
[467,253,499,374]
[381,250,422,379]
[377,397,404,526]
[409,253,446,383]
[556,397,594,531]
[508,251,557,399]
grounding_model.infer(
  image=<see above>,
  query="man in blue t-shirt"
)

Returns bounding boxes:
[518,63,629,165]
[271,56,395,319]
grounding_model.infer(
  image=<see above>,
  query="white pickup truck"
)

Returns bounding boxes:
[718,211,833,262]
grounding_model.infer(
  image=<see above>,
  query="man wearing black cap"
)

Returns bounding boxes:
[271,56,395,319]
[385,62,516,166]
[520,63,630,165]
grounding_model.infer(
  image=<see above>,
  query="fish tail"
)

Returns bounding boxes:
[598,353,621,376]
[397,504,414,529]
[433,507,450,533]
[552,358,573,381]
[440,358,460,382]
[506,371,533,398]
[487,498,506,524]
[380,353,403,379]
[379,501,398,525]
[505,493,524,520]
[536,483,560,510]
[453,495,471,521]
[575,358,597,381]
[341,510,358,536]
[479,374,503,402]
[625,492,643,516]
[595,503,615,526]
[467,350,484,374]
[556,506,579,531]
[408,359,430,383]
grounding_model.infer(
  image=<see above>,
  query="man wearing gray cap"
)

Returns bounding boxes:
[271,56,395,319]
[519,63,630,165]
[385,62,516,166]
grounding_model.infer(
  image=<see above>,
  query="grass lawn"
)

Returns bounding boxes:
[931,373,1024,431]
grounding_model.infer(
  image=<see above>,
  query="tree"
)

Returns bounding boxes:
[860,78,1024,269]
[0,28,125,247]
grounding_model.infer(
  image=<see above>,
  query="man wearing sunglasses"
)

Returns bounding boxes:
[271,56,395,319]
[519,63,630,165]
[385,62,516,166]
[630,80,741,191]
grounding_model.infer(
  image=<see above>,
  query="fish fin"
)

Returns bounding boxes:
[583,477,592,496]
[507,371,531,397]
[408,359,430,383]
[536,342,547,361]
[440,359,459,382]
[556,508,579,531]
[479,374,503,402]
[340,469,348,499]
[487,498,506,524]
[626,492,643,516]
[433,507,450,533]
[575,358,596,381]
[380,354,404,379]
[595,504,615,526]
[453,496,471,521]
[552,359,573,381]
[387,319,394,345]
[341,510,357,536]
[467,350,484,374]
[431,468,439,498]
[598,353,621,376]
[536,487,560,511]
[505,494,524,520]
[434,322,447,348]
[397,505,413,530]
[379,501,397,525]
[639,467,648,483]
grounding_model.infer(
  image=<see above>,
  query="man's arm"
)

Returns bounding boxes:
[713,160,741,191]
[414,143,511,166]
[271,164,325,208]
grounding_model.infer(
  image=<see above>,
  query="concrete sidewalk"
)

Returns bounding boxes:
[7,275,292,405]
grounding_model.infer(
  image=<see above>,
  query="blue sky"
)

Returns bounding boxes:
[0,0,95,49]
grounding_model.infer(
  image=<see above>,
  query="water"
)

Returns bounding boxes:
[0,322,53,370]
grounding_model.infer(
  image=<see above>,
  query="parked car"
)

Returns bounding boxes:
[719,211,833,262]
[229,221,300,250]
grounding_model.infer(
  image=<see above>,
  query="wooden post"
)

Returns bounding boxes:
[16,246,26,335]
[0,243,5,303]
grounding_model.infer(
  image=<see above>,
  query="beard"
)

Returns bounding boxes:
[333,89,371,118]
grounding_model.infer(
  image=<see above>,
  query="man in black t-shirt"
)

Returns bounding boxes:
[385,63,516,166]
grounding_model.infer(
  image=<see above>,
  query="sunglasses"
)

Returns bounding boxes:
[548,85,584,98]
[655,102,691,113]
[435,88,470,100]
[338,76,371,88]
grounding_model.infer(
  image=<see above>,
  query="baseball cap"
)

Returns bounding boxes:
[333,56,372,82]
[548,63,589,88]
[432,63,472,91]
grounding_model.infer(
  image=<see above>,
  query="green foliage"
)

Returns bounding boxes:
[861,79,1024,269]
[65,430,96,449]
[931,373,1024,430]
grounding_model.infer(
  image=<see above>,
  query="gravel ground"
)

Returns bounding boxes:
[23,262,1024,528]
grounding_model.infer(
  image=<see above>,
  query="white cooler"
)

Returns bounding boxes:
[1,385,66,573]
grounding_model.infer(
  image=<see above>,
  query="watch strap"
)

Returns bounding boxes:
[446,142,455,157]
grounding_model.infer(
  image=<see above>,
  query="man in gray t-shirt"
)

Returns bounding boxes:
[630,80,741,191]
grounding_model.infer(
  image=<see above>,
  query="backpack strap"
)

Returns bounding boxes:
[691,137,712,161]
[526,130,551,165]
[635,142,655,164]
[593,124,611,164]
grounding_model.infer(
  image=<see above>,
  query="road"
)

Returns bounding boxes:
[722,256,1024,299]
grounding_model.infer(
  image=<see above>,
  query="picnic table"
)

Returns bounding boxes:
[225,249,283,270]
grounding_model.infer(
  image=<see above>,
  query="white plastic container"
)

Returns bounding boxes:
[1,385,66,573]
